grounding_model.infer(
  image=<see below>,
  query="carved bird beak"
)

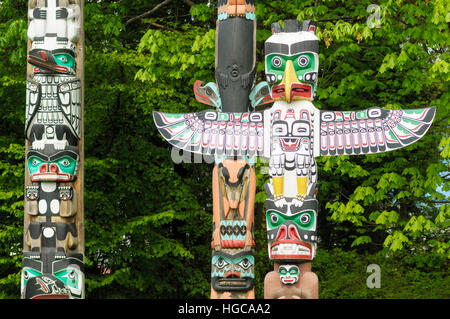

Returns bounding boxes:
[281,60,297,103]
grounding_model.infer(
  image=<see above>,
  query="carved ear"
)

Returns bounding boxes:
[271,22,283,34]
[303,20,317,34]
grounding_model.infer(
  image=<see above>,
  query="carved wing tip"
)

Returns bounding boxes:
[152,111,167,128]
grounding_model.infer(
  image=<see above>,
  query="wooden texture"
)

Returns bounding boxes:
[22,0,84,299]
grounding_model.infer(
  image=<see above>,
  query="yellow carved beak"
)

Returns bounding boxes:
[281,60,297,103]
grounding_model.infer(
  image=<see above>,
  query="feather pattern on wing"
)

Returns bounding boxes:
[318,106,436,157]
[153,110,265,157]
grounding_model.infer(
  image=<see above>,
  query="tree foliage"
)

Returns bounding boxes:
[0,0,448,299]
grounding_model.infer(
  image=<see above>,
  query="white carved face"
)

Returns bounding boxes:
[278,264,300,285]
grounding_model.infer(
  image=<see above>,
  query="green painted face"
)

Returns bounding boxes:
[28,156,77,176]
[267,210,315,231]
[265,52,318,101]
[27,153,78,182]
[54,53,76,70]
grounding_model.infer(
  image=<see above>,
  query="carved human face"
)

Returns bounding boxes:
[27,146,79,182]
[266,199,318,261]
[271,108,313,155]
[211,251,254,291]
[278,264,300,285]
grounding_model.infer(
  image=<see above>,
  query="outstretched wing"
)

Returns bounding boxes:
[153,110,265,157]
[57,78,82,139]
[318,106,436,157]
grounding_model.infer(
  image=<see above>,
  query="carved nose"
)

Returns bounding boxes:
[39,163,48,173]
[276,224,300,241]
[49,163,59,173]
[225,270,241,278]
[288,224,300,240]
[276,225,287,241]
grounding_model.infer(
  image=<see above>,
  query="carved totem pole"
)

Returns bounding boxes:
[153,11,436,299]
[156,0,269,299]
[196,0,262,299]
[21,0,84,299]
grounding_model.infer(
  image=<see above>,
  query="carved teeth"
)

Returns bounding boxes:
[272,243,310,255]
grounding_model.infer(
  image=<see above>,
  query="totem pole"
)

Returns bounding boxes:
[21,0,84,299]
[156,0,270,299]
[153,14,436,299]
[195,0,266,299]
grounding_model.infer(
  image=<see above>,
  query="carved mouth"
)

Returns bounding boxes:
[30,173,73,182]
[280,138,301,151]
[270,240,313,260]
[281,277,295,284]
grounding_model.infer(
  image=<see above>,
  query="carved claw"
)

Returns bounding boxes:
[274,197,287,208]
[292,194,306,207]
[292,198,304,207]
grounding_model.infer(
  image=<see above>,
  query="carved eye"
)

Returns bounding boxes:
[270,213,278,224]
[298,55,309,67]
[32,159,38,166]
[272,56,282,68]
[68,270,76,280]
[215,257,228,269]
[238,258,252,270]
[300,213,311,225]
[59,56,68,63]
[289,267,299,275]
[272,122,288,136]
[61,159,70,167]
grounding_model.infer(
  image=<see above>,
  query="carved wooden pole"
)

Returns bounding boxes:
[153,12,435,300]
[193,0,261,299]
[261,19,435,299]
[21,0,84,299]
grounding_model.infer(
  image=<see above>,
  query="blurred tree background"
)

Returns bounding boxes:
[0,0,448,298]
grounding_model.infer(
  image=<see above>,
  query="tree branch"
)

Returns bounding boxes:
[148,22,181,33]
[181,0,196,6]
[125,0,173,26]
